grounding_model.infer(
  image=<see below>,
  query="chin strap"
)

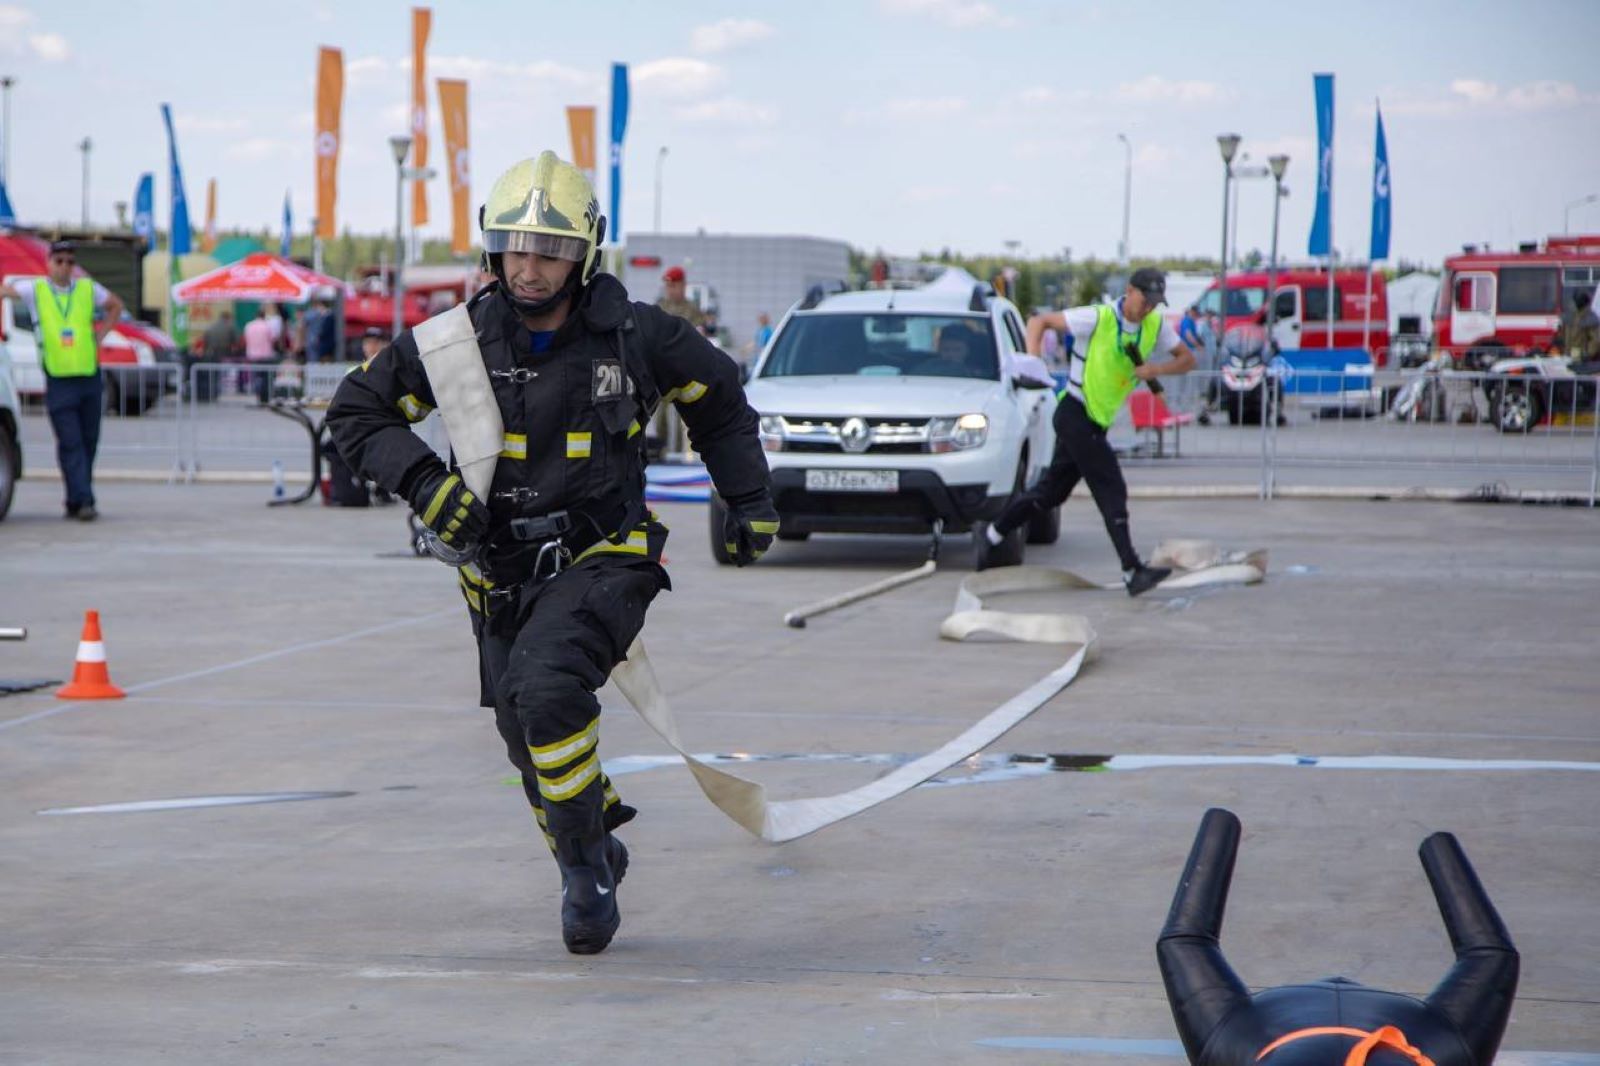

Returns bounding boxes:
[487,253,583,318]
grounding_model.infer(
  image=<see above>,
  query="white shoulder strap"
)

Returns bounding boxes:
[413,304,503,500]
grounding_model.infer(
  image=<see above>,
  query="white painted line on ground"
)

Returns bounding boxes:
[0,609,455,735]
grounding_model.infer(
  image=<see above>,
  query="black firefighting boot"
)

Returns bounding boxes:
[554,832,629,955]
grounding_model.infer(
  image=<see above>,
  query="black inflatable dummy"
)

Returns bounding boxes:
[1157,808,1519,1066]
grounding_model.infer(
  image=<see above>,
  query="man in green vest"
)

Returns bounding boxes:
[1,241,124,520]
[977,267,1197,595]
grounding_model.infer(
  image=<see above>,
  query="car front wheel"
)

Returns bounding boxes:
[1494,383,1542,433]
[0,423,17,521]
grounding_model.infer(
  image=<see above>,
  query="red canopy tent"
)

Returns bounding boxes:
[172,252,348,304]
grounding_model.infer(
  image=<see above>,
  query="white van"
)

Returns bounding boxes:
[0,339,22,521]
[2,274,180,415]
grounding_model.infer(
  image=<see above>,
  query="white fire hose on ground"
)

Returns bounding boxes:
[611,541,1266,843]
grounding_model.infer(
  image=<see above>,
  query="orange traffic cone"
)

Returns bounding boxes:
[56,610,126,700]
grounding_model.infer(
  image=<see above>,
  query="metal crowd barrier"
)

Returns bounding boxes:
[14,359,1590,506]
[14,365,186,478]
[1119,368,1599,502]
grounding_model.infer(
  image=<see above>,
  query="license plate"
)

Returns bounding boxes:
[805,468,899,493]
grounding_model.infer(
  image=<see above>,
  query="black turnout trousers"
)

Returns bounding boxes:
[993,395,1140,571]
[477,557,668,848]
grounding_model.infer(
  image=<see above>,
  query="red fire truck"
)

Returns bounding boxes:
[1196,268,1392,365]
[1434,235,1600,368]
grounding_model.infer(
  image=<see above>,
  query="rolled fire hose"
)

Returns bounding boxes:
[413,305,502,565]
[610,541,1265,843]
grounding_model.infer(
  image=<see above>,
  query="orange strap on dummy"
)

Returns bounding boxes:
[1257,1025,1436,1066]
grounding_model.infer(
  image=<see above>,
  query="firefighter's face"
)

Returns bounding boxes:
[502,250,574,304]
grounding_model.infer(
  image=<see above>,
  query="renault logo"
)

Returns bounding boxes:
[839,417,872,454]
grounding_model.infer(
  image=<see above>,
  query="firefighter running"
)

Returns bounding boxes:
[327,152,778,955]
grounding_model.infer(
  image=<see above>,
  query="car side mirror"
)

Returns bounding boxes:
[1012,374,1049,390]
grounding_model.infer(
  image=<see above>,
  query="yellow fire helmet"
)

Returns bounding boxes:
[480,151,606,284]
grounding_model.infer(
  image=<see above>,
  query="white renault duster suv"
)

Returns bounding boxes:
[722,269,1058,565]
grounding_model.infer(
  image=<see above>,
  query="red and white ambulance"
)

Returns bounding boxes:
[1434,235,1600,368]
[1196,268,1392,365]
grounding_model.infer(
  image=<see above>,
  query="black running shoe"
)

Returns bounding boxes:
[1123,564,1171,598]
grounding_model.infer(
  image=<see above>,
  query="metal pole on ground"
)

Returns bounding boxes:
[78,136,92,227]
[1,76,13,187]
[1266,155,1289,342]
[388,135,412,342]
[1216,134,1240,346]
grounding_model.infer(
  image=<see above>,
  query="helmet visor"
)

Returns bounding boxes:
[482,229,589,261]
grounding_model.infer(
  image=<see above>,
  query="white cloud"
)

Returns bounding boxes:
[1504,80,1582,110]
[345,55,392,85]
[28,29,65,61]
[906,184,958,203]
[675,97,778,126]
[0,5,69,61]
[633,57,726,99]
[432,55,594,89]
[1114,76,1231,105]
[1449,78,1498,105]
[1387,78,1591,118]
[880,0,1018,29]
[691,18,775,54]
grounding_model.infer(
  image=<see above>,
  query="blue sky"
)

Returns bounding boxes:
[2,0,1596,267]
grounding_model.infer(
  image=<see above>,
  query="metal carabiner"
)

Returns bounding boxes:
[491,367,538,384]
[533,538,570,581]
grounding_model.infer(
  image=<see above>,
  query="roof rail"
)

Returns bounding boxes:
[969,283,994,313]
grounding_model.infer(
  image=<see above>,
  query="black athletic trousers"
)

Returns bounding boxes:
[992,395,1141,571]
[477,557,667,851]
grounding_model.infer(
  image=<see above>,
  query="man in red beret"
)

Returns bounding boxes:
[656,264,706,330]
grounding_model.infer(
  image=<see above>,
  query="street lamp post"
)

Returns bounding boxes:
[1566,193,1599,234]
[1265,154,1290,344]
[654,146,668,233]
[1216,133,1241,343]
[1,76,14,188]
[78,136,92,228]
[1117,132,1132,267]
[389,135,413,341]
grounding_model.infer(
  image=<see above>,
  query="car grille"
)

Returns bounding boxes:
[774,416,931,454]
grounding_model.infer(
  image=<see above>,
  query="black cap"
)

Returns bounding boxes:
[49,239,75,257]
[1129,267,1166,305]
[362,326,389,341]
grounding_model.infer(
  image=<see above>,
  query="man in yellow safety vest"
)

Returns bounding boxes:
[1,240,124,520]
[977,267,1196,595]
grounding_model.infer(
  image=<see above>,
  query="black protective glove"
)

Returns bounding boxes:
[409,468,490,552]
[721,491,779,567]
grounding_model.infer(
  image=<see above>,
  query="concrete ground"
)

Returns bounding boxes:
[1,477,1597,1064]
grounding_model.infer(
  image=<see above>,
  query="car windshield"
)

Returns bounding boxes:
[760,313,999,380]
[1195,286,1266,318]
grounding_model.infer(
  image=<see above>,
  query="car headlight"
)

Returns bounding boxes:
[759,415,786,452]
[927,413,988,453]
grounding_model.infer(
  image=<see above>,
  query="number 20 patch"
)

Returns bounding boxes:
[592,359,626,401]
